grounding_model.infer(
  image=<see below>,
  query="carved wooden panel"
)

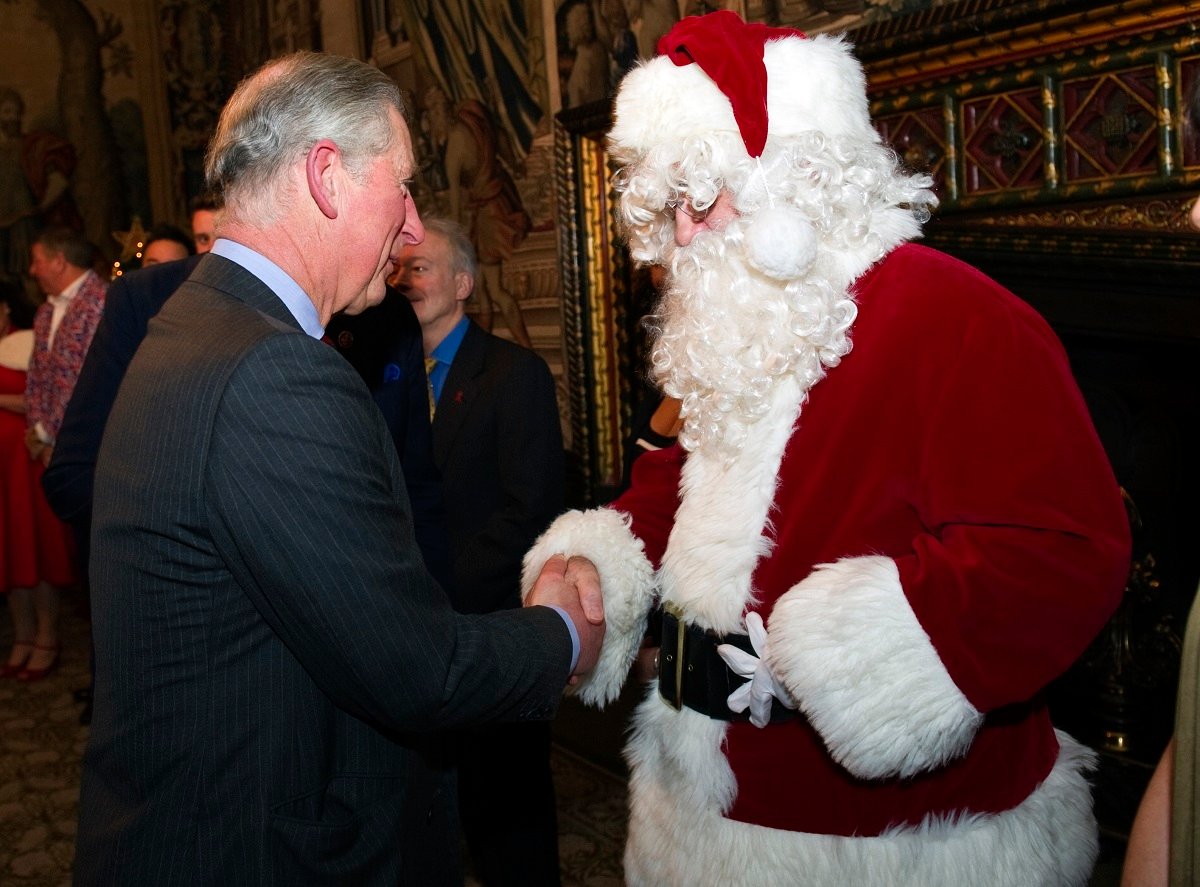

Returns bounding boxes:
[961,86,1046,195]
[869,28,1200,214]
[1061,65,1159,183]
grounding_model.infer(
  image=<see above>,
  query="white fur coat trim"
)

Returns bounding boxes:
[767,555,984,779]
[624,728,1099,886]
[521,508,656,706]
[660,376,807,632]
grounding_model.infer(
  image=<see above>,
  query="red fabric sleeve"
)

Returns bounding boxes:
[610,444,685,569]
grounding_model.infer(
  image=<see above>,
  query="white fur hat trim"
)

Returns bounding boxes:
[610,33,878,161]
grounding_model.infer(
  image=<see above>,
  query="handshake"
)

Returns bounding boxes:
[524,554,605,685]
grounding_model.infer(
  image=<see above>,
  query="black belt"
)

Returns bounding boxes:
[657,605,795,724]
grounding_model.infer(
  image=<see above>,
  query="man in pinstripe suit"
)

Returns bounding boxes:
[74,52,602,886]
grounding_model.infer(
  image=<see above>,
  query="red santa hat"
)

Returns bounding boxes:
[610,10,879,163]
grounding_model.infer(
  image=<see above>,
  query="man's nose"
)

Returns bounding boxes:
[674,209,702,248]
[402,194,425,245]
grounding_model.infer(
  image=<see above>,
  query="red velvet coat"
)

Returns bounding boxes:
[528,244,1130,884]
[612,243,1130,836]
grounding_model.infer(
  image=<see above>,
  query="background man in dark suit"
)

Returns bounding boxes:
[388,217,564,885]
[74,51,603,886]
[44,189,220,540]
[368,284,454,590]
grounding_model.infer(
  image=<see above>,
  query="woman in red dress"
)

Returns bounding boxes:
[0,279,75,679]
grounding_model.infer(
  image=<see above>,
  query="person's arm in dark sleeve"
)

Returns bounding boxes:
[373,321,455,594]
[208,335,575,731]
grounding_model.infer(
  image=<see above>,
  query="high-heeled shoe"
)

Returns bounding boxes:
[1,640,34,678]
[16,643,60,682]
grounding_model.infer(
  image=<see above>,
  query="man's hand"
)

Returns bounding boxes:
[39,444,53,468]
[24,426,44,461]
[526,554,605,684]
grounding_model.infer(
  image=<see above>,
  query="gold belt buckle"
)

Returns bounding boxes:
[662,601,686,710]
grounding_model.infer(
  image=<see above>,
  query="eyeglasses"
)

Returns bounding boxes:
[664,194,713,224]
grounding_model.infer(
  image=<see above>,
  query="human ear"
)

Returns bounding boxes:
[455,271,474,302]
[306,139,341,220]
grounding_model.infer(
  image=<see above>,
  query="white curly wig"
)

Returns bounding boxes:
[608,26,937,456]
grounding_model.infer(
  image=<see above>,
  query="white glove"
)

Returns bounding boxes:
[717,611,798,729]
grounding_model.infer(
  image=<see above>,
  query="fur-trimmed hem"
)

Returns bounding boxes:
[522,508,656,706]
[624,725,1098,886]
[767,555,983,779]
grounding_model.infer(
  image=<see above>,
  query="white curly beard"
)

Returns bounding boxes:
[648,218,858,459]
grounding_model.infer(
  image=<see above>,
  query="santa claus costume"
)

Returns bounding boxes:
[524,12,1130,887]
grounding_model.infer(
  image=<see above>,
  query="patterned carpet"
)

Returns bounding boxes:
[0,595,628,886]
[0,592,88,886]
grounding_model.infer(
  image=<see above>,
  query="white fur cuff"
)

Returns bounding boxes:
[767,555,983,779]
[522,508,657,706]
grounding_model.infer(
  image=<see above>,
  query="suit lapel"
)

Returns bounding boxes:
[431,320,485,466]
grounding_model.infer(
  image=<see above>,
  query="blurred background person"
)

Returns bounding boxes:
[45,241,202,724]
[17,226,106,681]
[0,276,77,680]
[140,223,194,267]
[189,191,220,255]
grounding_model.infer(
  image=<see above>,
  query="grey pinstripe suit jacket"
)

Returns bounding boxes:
[75,255,571,886]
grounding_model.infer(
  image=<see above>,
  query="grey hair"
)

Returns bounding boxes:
[205,52,404,226]
[422,217,478,281]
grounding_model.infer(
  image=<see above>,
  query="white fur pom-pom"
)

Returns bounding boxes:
[744,206,819,280]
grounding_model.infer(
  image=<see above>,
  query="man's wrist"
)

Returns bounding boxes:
[548,605,581,673]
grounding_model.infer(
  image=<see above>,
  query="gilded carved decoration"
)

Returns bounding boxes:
[870,31,1200,214]
[975,196,1197,231]
[555,103,626,499]
[857,0,1200,93]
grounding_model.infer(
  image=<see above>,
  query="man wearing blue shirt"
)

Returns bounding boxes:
[75,53,600,886]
